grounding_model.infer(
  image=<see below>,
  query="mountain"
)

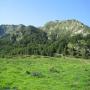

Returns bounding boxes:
[0,24,48,43]
[0,19,90,58]
[0,19,90,39]
[42,19,90,40]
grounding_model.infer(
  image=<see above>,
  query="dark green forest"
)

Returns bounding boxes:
[0,20,90,58]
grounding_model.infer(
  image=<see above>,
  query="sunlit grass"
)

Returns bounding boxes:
[0,56,90,90]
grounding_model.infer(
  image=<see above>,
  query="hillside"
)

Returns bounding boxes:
[0,19,90,38]
[0,19,90,58]
[42,19,90,39]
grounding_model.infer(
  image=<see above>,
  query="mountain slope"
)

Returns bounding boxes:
[0,24,48,43]
[0,19,90,58]
[42,19,90,40]
[0,19,90,39]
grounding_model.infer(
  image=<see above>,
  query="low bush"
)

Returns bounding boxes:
[31,71,44,78]
[49,67,60,73]
[26,71,31,74]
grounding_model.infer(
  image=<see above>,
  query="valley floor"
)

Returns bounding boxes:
[0,56,90,90]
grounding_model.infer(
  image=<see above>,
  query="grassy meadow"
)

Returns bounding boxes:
[0,56,90,90]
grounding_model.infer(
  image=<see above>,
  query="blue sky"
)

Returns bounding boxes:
[0,0,90,26]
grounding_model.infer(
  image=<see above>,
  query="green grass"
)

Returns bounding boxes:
[0,56,90,90]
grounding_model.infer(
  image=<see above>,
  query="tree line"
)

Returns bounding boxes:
[0,30,90,59]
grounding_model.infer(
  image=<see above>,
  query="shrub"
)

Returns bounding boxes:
[49,67,60,73]
[0,87,10,90]
[31,71,44,78]
[26,71,31,74]
[84,69,88,71]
